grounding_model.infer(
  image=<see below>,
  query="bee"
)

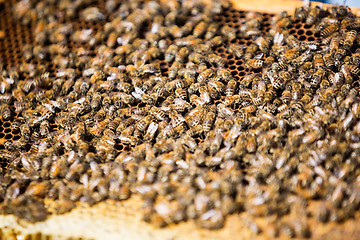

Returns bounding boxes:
[175,47,189,63]
[107,117,122,132]
[206,36,224,48]
[165,44,179,63]
[311,68,326,88]
[175,88,187,100]
[330,35,341,54]
[169,110,186,128]
[245,59,263,69]
[193,21,208,38]
[208,54,226,67]
[198,69,214,82]
[0,104,11,120]
[144,122,159,142]
[313,54,325,69]
[217,69,232,81]
[149,106,166,121]
[39,120,50,136]
[225,80,237,96]
[227,44,244,58]
[255,36,269,53]
[323,53,335,69]
[320,23,339,37]
[344,30,357,50]
[207,86,219,100]
[224,95,240,107]
[90,119,110,137]
[208,79,225,93]
[306,6,321,26]
[199,85,211,104]
[117,81,133,93]
[189,52,206,64]
[334,48,346,61]
[352,50,360,65]
[135,115,153,132]
[239,74,255,88]
[189,95,205,107]
[221,25,236,41]
[341,65,355,83]
[276,16,291,28]
[205,23,218,40]
[244,44,258,60]
[295,7,308,20]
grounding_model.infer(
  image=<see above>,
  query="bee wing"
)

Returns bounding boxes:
[273,32,284,45]
[146,122,159,135]
[254,53,264,59]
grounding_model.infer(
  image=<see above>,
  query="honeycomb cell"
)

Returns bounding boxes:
[297,29,305,35]
[3,122,10,128]
[237,66,245,71]
[5,134,12,140]
[307,37,315,42]
[306,30,313,36]
[4,128,11,133]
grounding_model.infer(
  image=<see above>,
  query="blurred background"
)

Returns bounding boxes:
[312,0,360,7]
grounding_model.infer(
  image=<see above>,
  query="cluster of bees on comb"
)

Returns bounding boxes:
[1,0,360,238]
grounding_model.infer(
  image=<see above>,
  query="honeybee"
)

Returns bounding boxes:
[165,44,179,63]
[39,120,50,136]
[208,54,226,67]
[344,30,357,50]
[294,7,308,20]
[221,25,236,41]
[175,88,187,100]
[205,23,218,40]
[175,47,189,63]
[169,110,186,128]
[255,37,270,53]
[208,79,225,93]
[144,122,159,142]
[245,59,263,69]
[313,54,325,69]
[206,36,224,48]
[150,106,166,121]
[320,23,339,37]
[306,6,321,26]
[244,44,258,60]
[198,69,214,82]
[200,111,214,133]
[227,44,244,59]
[352,50,360,65]
[188,52,206,64]
[193,21,208,38]
[217,69,232,81]
[323,53,335,69]
[0,104,11,120]
[276,17,291,29]
[225,80,237,96]
[334,48,346,61]
[199,85,211,104]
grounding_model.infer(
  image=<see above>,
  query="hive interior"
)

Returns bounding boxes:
[1,0,360,239]
[0,1,321,150]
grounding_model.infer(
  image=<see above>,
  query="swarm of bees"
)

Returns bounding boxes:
[0,0,360,238]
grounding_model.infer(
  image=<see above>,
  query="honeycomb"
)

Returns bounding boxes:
[0,0,360,237]
[0,0,321,147]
